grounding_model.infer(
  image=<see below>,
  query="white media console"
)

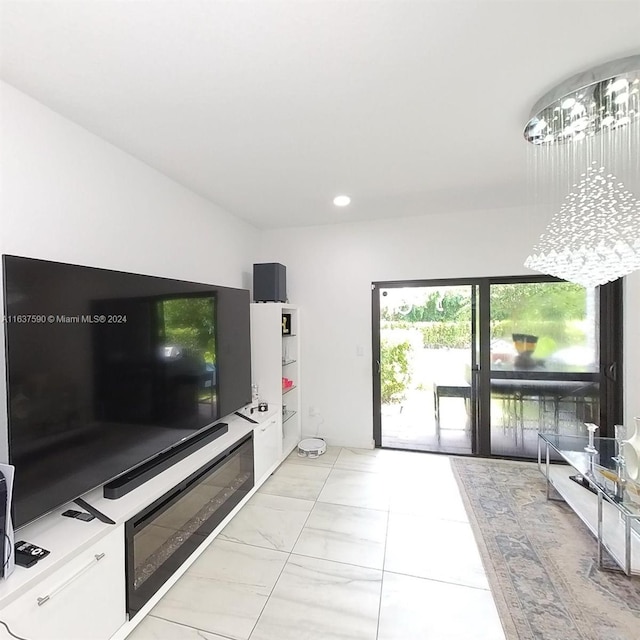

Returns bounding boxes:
[0,406,290,640]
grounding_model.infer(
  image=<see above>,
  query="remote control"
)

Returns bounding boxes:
[234,411,258,424]
[15,540,50,567]
[62,509,96,522]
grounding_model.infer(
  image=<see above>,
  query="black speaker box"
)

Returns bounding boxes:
[253,263,287,302]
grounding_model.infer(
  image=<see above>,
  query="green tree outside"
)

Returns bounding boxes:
[381,339,412,404]
[382,282,587,354]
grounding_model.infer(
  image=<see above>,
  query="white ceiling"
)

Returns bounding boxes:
[1,0,639,229]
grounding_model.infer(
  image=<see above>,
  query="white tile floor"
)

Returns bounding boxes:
[128,447,506,640]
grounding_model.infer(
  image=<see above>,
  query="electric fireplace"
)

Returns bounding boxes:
[125,434,254,617]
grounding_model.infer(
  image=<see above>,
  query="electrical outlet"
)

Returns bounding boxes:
[309,406,320,417]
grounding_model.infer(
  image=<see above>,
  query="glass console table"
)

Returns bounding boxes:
[538,432,640,576]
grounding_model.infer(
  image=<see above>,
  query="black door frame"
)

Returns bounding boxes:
[372,277,480,453]
[372,276,623,455]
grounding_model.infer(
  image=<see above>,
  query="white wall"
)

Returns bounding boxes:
[259,210,636,449]
[257,209,539,448]
[0,82,259,460]
[0,82,257,285]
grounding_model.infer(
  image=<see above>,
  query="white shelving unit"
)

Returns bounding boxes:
[250,303,301,456]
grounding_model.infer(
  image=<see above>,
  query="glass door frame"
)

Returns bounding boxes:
[372,276,623,457]
[372,277,479,454]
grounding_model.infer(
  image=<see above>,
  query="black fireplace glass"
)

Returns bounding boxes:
[125,434,254,617]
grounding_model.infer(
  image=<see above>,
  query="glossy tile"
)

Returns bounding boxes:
[378,572,505,640]
[335,447,449,474]
[219,493,314,551]
[333,447,387,472]
[135,447,504,640]
[384,511,489,589]
[128,615,231,640]
[317,467,391,511]
[250,555,382,640]
[258,462,331,500]
[292,502,388,569]
[387,453,456,483]
[390,481,469,522]
[151,539,287,640]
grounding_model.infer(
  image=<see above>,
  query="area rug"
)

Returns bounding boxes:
[450,457,640,640]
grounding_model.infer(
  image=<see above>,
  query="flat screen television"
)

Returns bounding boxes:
[2,255,252,528]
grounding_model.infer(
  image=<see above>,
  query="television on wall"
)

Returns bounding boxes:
[2,255,252,528]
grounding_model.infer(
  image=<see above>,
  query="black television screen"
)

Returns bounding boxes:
[2,255,251,528]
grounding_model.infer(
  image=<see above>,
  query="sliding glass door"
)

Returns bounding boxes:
[487,281,600,457]
[373,276,622,458]
[372,281,478,455]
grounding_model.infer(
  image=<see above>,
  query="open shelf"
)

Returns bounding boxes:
[548,464,640,574]
[251,303,301,466]
[283,409,297,424]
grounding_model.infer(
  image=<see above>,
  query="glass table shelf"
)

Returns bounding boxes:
[538,432,640,575]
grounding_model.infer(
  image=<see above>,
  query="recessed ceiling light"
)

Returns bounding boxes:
[333,195,351,207]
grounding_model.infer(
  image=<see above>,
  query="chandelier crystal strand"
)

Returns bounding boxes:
[524,55,640,287]
[524,163,640,287]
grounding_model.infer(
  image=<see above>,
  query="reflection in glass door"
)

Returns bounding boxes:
[374,277,621,459]
[488,281,600,457]
[373,283,477,454]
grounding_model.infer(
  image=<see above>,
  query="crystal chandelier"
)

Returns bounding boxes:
[524,55,640,288]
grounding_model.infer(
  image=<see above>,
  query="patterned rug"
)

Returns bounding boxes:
[450,457,640,640]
